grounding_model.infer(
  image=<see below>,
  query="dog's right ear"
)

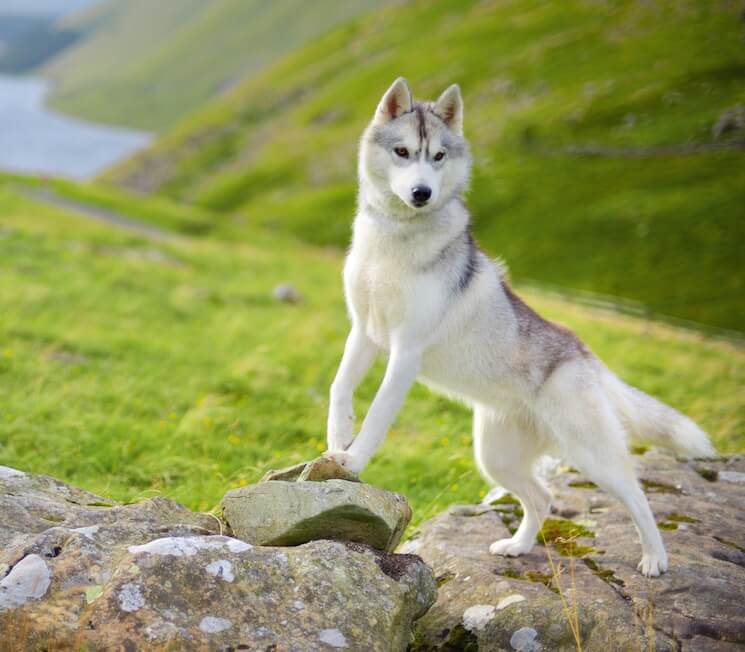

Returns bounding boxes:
[374,77,412,125]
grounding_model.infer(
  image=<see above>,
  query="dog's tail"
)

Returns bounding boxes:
[601,368,715,458]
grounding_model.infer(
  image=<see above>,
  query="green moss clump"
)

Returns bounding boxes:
[538,518,596,557]
[498,568,521,579]
[657,521,678,531]
[568,481,598,489]
[490,493,520,506]
[443,625,479,652]
[667,513,699,523]
[540,518,595,541]
[525,570,559,594]
[630,444,650,455]
[436,572,455,588]
[495,567,559,593]
[696,468,718,482]
[499,513,515,526]
[641,480,682,495]
[583,559,625,587]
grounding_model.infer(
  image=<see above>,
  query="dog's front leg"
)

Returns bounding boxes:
[327,326,378,452]
[326,344,421,473]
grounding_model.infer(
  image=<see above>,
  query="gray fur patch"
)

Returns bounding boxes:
[457,232,480,293]
[441,132,467,158]
[501,282,589,384]
[419,228,482,295]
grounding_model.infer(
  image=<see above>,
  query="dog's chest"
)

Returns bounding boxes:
[349,257,408,349]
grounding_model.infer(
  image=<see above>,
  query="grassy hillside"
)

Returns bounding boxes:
[108,0,745,332]
[42,0,390,131]
[0,177,742,525]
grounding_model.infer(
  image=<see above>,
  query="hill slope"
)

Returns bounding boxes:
[42,0,390,131]
[1,176,741,519]
[108,0,745,332]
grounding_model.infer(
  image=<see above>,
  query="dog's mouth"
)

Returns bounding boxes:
[400,195,431,211]
[392,191,434,213]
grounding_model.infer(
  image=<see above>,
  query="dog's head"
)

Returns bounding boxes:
[360,78,471,217]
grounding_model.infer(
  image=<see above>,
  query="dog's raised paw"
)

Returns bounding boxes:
[322,450,365,473]
[637,552,668,577]
[489,537,533,557]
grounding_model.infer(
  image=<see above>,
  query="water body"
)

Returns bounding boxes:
[0,75,151,180]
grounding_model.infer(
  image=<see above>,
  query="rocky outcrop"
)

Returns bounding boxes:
[405,451,745,651]
[0,465,435,651]
[223,457,412,551]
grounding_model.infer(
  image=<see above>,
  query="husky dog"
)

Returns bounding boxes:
[324,78,713,576]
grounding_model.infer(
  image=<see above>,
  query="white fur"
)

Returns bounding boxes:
[324,79,713,577]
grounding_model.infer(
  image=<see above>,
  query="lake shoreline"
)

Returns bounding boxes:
[0,74,151,180]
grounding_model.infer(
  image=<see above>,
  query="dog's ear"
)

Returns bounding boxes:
[434,84,463,135]
[374,77,412,124]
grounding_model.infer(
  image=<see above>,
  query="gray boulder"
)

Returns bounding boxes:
[406,451,745,651]
[0,465,435,651]
[223,457,412,551]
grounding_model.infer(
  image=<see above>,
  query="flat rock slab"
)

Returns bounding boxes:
[0,466,435,651]
[405,451,745,651]
[222,478,412,551]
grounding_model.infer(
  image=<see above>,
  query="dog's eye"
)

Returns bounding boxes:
[434,151,446,162]
[394,147,409,158]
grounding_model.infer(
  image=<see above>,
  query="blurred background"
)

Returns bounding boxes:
[0,0,742,520]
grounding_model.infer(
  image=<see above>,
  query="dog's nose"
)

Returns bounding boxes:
[411,186,432,205]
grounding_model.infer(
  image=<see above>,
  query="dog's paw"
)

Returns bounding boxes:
[322,450,366,474]
[637,551,668,577]
[489,537,533,557]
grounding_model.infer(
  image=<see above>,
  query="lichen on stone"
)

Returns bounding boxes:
[199,616,232,634]
[509,626,540,651]
[463,604,496,631]
[72,525,100,540]
[128,535,251,557]
[205,559,234,582]
[117,582,145,612]
[496,594,526,610]
[0,554,51,610]
[318,627,348,648]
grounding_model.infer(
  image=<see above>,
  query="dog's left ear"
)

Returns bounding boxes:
[434,84,463,135]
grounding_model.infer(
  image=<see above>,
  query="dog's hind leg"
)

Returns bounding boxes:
[541,365,668,576]
[577,449,667,576]
[474,406,551,557]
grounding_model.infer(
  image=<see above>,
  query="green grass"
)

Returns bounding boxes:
[42,0,391,131]
[107,0,745,331]
[0,180,742,529]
